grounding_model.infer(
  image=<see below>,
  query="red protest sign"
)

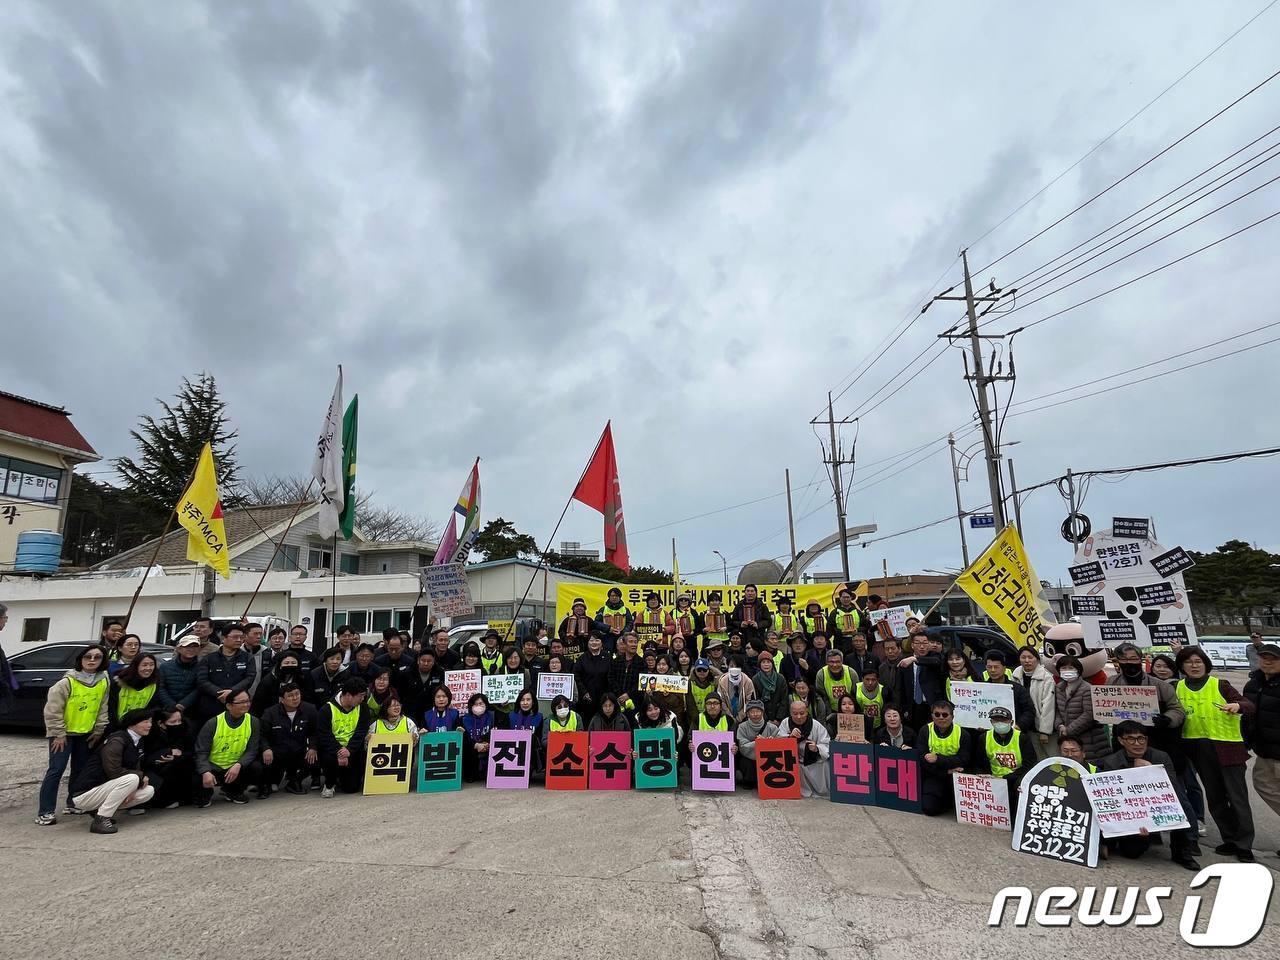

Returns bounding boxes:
[545,731,589,790]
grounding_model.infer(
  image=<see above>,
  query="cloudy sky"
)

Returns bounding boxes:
[3,0,1277,584]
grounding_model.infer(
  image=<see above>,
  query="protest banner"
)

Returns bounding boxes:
[949,681,1015,730]
[638,673,689,695]
[588,731,633,790]
[557,583,838,623]
[486,729,533,789]
[416,731,463,793]
[483,673,525,706]
[1082,765,1191,837]
[873,745,922,813]
[445,669,482,708]
[422,562,474,618]
[830,741,876,805]
[953,773,1012,831]
[1090,686,1160,724]
[363,732,414,795]
[756,738,802,800]
[1111,517,1150,539]
[868,605,914,640]
[486,618,513,638]
[955,525,1057,647]
[545,732,589,790]
[835,712,866,743]
[633,728,677,789]
[691,731,735,792]
[1012,757,1100,868]
[536,672,575,702]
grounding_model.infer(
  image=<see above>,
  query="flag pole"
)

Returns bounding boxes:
[503,424,608,647]
[240,482,315,619]
[122,454,204,631]
[330,532,339,643]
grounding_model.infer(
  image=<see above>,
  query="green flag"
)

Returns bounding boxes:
[338,395,358,539]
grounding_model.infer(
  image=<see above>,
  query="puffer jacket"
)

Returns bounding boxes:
[1011,663,1057,736]
[1054,679,1111,761]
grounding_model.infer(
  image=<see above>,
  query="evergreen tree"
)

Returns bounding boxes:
[113,373,242,517]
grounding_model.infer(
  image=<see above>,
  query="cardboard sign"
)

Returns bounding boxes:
[835,712,867,743]
[949,681,1016,730]
[953,773,1012,830]
[632,728,678,789]
[1070,594,1106,617]
[1135,582,1176,608]
[536,672,575,701]
[587,731,632,790]
[416,731,463,793]
[445,669,482,708]
[691,731,735,791]
[486,729,533,789]
[1150,546,1194,578]
[363,733,414,796]
[868,605,914,639]
[830,741,876,805]
[638,673,689,695]
[545,731,589,790]
[1012,757,1101,868]
[422,562,475,617]
[482,673,525,706]
[1090,686,1160,724]
[755,737,802,800]
[873,744,922,813]
[1111,517,1150,539]
[1083,764,1191,837]
[1069,561,1106,586]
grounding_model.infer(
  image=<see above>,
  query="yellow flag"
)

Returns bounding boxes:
[177,442,230,577]
[955,524,1057,647]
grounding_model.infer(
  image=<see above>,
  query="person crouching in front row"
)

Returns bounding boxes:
[68,707,157,834]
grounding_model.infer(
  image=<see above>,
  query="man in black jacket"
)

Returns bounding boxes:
[981,651,1036,735]
[286,625,316,670]
[309,647,346,707]
[194,623,256,731]
[259,683,321,795]
[375,631,416,686]
[430,628,460,671]
[69,708,156,834]
[406,649,446,722]
[574,634,612,722]
[729,584,771,650]
[606,632,643,714]
[1244,642,1280,852]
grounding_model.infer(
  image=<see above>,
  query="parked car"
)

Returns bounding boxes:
[873,625,1020,665]
[447,618,543,652]
[2,641,173,730]
[168,615,291,647]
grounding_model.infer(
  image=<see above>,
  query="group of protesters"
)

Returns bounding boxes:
[15,587,1280,875]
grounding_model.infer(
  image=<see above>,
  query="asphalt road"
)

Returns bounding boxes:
[1,730,1277,960]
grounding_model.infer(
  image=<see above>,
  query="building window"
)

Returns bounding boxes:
[21,617,50,643]
[395,610,414,631]
[340,553,360,575]
[272,544,300,571]
[308,548,333,571]
[0,455,63,503]
[371,609,393,633]
[334,609,368,633]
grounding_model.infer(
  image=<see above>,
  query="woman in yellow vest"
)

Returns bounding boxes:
[366,696,419,742]
[37,644,111,825]
[108,654,159,730]
[1175,647,1257,861]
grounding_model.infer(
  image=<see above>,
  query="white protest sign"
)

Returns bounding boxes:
[639,673,689,695]
[1090,686,1160,724]
[868,605,914,639]
[422,563,475,618]
[483,673,525,705]
[953,773,1012,831]
[445,669,481,707]
[536,672,575,701]
[1083,764,1191,837]
[949,681,1016,730]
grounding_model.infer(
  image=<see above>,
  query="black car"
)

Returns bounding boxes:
[925,625,1021,664]
[2,642,173,730]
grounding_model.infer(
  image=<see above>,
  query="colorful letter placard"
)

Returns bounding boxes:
[873,744,922,813]
[829,741,876,805]
[755,737,802,800]
[545,731,589,790]
[416,731,462,793]
[633,728,678,789]
[588,731,633,790]
[486,729,533,789]
[364,732,414,795]
[691,731,735,792]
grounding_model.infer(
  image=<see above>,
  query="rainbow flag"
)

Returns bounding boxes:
[433,458,481,565]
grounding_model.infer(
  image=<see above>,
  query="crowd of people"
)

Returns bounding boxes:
[7,590,1279,874]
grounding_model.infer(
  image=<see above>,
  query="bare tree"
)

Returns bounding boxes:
[240,473,438,543]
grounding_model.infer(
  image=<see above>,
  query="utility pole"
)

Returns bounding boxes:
[784,468,799,576]
[201,565,216,617]
[934,250,1014,530]
[811,392,854,582]
[947,434,970,567]
[1007,457,1023,537]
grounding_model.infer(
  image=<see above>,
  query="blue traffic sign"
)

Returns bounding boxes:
[969,514,995,529]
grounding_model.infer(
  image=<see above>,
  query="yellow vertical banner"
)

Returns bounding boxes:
[177,442,230,577]
[955,525,1057,646]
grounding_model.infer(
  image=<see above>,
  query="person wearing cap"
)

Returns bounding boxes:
[980,705,1035,815]
[916,699,971,816]
[1176,645,1256,862]
[158,635,203,714]
[1098,720,1201,871]
[730,584,771,649]
[686,658,719,731]
[716,656,756,723]
[557,598,593,660]
[776,698,831,798]
[606,631,643,713]
[1246,631,1272,672]
[814,648,857,715]
[667,592,701,644]
[468,631,499,675]
[194,688,262,806]
[593,587,633,653]
[781,633,814,688]
[633,592,667,651]
[735,699,778,788]
[696,692,735,737]
[67,707,156,834]
[1244,642,1280,852]
[799,600,826,642]
[826,587,862,651]
[704,636,730,674]
[981,650,1036,735]
[771,597,799,640]
[700,591,730,653]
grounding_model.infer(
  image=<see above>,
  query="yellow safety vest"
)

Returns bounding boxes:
[375,717,408,736]
[855,685,885,727]
[1177,678,1243,743]
[702,610,729,640]
[985,729,1023,777]
[818,667,854,710]
[114,682,156,720]
[65,677,108,735]
[773,612,798,636]
[210,713,252,768]
[329,702,361,747]
[982,669,1011,682]
[669,609,697,636]
[549,712,579,734]
[636,608,665,627]
[927,723,962,756]
[690,681,715,716]
[832,608,860,634]
[800,613,825,636]
[698,714,728,732]
[480,649,502,674]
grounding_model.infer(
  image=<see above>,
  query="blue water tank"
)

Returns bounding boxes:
[15,529,63,573]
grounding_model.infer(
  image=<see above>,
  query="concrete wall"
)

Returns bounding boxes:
[0,437,71,567]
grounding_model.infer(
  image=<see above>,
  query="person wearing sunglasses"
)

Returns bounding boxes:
[916,699,971,817]
[36,644,111,825]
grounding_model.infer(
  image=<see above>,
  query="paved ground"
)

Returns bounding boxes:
[1,731,1277,960]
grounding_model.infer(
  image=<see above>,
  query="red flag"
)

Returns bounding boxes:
[572,421,629,574]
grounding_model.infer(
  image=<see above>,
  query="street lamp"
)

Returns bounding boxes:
[712,550,728,583]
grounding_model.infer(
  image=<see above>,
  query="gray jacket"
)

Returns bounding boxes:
[195,713,260,774]
[196,648,256,713]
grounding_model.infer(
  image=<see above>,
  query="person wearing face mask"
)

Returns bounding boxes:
[1053,655,1111,762]
[143,707,197,808]
[980,706,1035,819]
[253,651,310,715]
[460,693,497,783]
[544,694,583,754]
[715,656,756,723]
[1107,641,1189,782]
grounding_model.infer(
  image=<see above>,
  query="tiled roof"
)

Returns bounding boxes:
[0,390,99,460]
[98,502,317,570]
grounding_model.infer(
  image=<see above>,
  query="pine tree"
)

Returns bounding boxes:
[113,373,242,517]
